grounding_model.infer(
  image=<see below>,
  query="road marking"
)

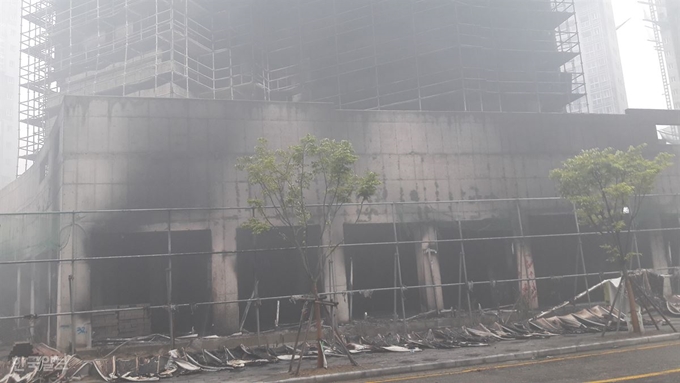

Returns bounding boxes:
[365,341,680,383]
[585,367,680,383]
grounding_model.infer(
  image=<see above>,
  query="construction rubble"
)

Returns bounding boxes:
[0,303,639,383]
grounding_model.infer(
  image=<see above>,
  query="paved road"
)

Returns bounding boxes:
[348,340,680,383]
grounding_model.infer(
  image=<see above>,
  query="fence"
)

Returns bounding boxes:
[1,194,680,349]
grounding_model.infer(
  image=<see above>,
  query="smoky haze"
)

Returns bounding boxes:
[613,0,666,108]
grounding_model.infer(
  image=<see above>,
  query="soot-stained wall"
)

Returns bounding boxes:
[53,96,680,222]
[2,96,680,348]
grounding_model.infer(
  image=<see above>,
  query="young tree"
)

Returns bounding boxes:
[550,145,673,333]
[236,134,379,368]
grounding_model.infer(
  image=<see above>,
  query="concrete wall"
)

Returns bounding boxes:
[3,96,680,348]
[0,104,63,344]
[55,97,680,219]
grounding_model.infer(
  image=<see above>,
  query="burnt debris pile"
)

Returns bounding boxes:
[0,303,636,383]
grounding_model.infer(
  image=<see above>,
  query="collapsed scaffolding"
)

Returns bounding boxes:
[19,0,588,172]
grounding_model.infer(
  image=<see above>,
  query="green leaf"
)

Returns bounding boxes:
[241,218,271,235]
[551,145,673,266]
[236,134,380,282]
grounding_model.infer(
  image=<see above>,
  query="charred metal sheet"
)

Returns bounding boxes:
[381,346,421,353]
[556,315,587,331]
[93,357,116,382]
[666,295,680,316]
[1,304,639,383]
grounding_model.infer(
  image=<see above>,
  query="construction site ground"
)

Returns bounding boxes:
[343,338,680,383]
[162,322,680,383]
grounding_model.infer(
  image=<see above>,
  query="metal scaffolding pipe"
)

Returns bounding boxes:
[0,270,625,322]
[2,193,680,217]
[166,211,175,348]
[69,212,77,354]
[391,203,407,322]
[457,217,472,316]
[5,224,680,266]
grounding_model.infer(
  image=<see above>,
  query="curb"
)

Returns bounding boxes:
[273,332,680,383]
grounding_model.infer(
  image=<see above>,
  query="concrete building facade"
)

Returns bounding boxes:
[1,95,679,350]
[574,0,628,113]
[0,0,20,188]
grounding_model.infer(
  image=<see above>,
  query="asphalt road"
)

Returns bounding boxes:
[348,340,680,383]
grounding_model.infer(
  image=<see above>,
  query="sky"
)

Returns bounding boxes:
[611,0,667,109]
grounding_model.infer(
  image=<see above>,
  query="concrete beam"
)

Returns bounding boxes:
[649,231,673,297]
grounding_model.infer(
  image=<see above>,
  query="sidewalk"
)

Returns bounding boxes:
[163,325,680,383]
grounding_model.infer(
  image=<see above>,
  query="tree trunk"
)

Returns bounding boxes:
[625,275,642,334]
[311,282,324,368]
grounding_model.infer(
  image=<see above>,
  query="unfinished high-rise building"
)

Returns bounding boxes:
[574,0,628,114]
[19,0,587,171]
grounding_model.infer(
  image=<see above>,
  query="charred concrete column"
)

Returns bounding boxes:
[513,239,538,309]
[56,219,91,352]
[414,224,444,312]
[644,214,672,296]
[513,204,538,309]
[210,220,240,335]
[649,231,672,296]
[323,222,349,323]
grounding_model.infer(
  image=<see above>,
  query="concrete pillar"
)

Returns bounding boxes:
[649,231,673,296]
[414,224,444,312]
[512,203,538,310]
[323,222,349,323]
[56,220,91,351]
[514,239,538,309]
[210,220,240,335]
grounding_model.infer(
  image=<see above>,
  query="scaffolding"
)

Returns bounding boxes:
[553,0,588,113]
[18,0,587,172]
[18,0,57,173]
[646,0,674,110]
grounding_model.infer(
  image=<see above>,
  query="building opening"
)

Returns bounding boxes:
[343,223,420,319]
[236,226,319,331]
[438,220,515,311]
[90,230,212,339]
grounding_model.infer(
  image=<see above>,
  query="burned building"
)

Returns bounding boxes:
[7,0,680,353]
[2,96,680,351]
